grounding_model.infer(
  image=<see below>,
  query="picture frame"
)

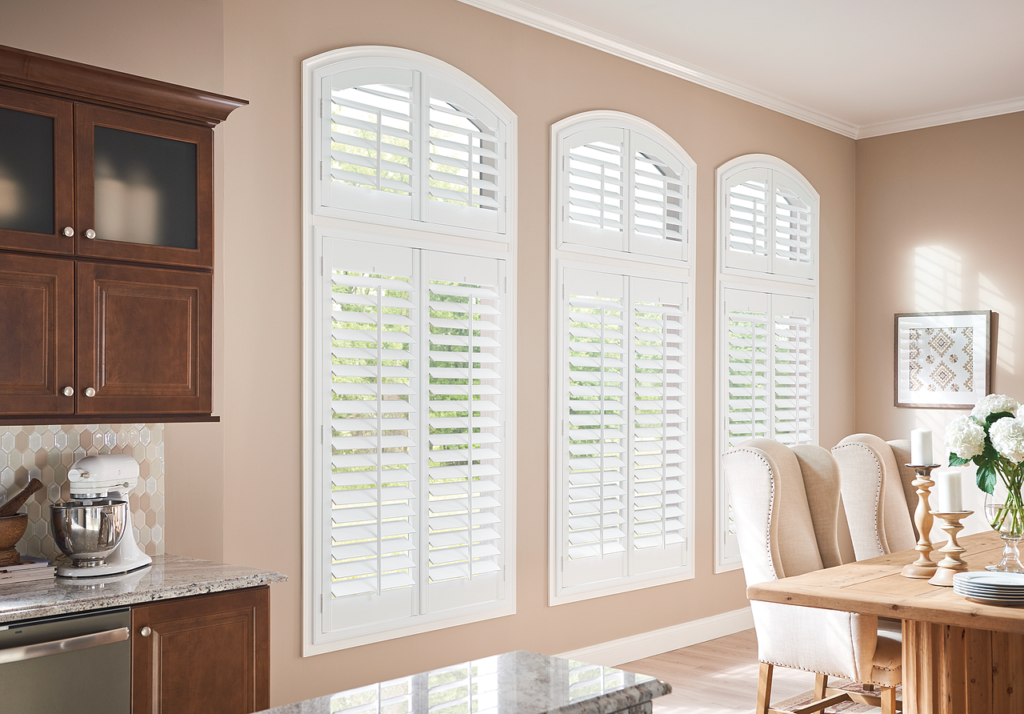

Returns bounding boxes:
[895,310,992,409]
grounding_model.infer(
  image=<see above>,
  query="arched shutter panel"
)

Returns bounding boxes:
[772,172,816,280]
[323,68,417,220]
[425,77,506,234]
[722,166,771,274]
[562,126,627,251]
[630,134,687,261]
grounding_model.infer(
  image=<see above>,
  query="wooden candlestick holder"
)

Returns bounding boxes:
[928,510,973,587]
[902,464,940,579]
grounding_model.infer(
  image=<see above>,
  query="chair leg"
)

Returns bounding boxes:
[813,674,827,713]
[756,662,774,714]
[880,685,897,714]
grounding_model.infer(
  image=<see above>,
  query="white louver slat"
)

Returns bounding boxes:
[561,268,690,590]
[426,660,500,714]
[772,294,814,446]
[326,241,418,605]
[425,77,505,234]
[722,166,770,274]
[630,133,687,262]
[563,126,627,252]
[322,237,508,634]
[325,68,416,220]
[630,278,687,560]
[424,252,506,605]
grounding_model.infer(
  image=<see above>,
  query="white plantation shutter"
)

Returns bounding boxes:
[719,287,815,564]
[323,68,417,219]
[772,173,816,280]
[318,59,510,239]
[563,126,627,251]
[424,252,506,608]
[427,660,500,714]
[555,114,693,264]
[560,268,690,593]
[719,160,817,281]
[771,294,814,445]
[631,134,687,261]
[330,677,413,714]
[722,167,770,273]
[320,236,508,639]
[425,78,505,234]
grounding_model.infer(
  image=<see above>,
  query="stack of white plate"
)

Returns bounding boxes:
[953,571,1024,606]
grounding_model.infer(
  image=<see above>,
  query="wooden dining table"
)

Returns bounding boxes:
[746,530,1024,714]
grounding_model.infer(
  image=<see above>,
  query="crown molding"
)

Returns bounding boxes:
[457,0,859,138]
[458,0,1024,141]
[856,96,1024,139]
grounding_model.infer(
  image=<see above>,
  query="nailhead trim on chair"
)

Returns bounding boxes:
[759,658,901,688]
[832,442,885,556]
[729,448,780,580]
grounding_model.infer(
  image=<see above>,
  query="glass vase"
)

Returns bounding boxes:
[984,479,1024,573]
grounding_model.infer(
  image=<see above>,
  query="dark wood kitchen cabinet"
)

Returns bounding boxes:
[0,44,245,423]
[131,586,270,714]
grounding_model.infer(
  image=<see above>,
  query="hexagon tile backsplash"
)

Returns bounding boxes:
[0,424,164,561]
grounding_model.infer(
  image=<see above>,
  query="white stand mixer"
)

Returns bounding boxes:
[57,454,153,578]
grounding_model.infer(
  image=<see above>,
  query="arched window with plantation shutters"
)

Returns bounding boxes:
[304,47,517,655]
[552,111,694,265]
[714,154,818,572]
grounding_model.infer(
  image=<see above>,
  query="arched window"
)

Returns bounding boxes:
[715,155,818,571]
[312,48,514,240]
[303,47,517,654]
[553,111,695,264]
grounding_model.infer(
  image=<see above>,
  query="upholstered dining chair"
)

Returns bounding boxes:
[723,438,901,714]
[832,434,918,561]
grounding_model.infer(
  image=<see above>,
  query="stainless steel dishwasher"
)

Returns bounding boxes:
[0,607,130,713]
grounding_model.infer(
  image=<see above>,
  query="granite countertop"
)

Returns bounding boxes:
[0,554,286,623]
[257,650,670,714]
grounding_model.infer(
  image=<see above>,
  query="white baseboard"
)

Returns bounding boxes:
[556,607,754,667]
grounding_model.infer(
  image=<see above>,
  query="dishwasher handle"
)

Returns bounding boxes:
[0,626,130,665]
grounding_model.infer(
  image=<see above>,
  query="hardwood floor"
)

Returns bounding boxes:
[620,629,814,714]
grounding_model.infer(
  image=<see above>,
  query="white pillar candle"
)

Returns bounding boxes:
[934,470,963,513]
[911,428,933,465]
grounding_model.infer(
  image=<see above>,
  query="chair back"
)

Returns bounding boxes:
[832,434,917,560]
[722,438,842,587]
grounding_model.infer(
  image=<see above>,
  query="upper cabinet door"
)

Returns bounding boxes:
[74,104,213,269]
[0,87,74,254]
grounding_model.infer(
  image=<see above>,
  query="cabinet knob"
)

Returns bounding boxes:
[62,386,74,397]
[139,626,152,638]
[62,226,75,238]
[84,387,97,398]
[84,229,97,240]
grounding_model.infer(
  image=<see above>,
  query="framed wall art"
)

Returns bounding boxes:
[895,310,992,409]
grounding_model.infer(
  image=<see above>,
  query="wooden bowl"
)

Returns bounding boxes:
[0,513,28,567]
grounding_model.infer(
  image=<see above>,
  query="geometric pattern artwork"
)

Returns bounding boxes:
[0,424,164,561]
[909,327,975,393]
[896,311,991,409]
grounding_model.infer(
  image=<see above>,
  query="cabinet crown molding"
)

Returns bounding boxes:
[0,44,247,126]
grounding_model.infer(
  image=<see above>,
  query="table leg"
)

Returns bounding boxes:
[903,620,1024,714]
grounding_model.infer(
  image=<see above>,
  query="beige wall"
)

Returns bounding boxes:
[855,112,1024,534]
[3,0,859,707]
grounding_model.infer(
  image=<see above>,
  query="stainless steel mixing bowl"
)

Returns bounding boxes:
[50,499,127,568]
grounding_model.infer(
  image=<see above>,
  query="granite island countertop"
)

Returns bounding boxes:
[0,554,286,623]
[257,650,670,714]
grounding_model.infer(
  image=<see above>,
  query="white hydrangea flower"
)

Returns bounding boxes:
[972,394,1019,421]
[945,415,986,460]
[991,416,1024,464]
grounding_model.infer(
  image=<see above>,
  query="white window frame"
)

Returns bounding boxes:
[549,112,695,605]
[714,154,819,573]
[552,111,696,268]
[302,46,517,655]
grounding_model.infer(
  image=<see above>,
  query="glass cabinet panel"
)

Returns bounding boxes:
[93,126,197,250]
[0,105,55,235]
